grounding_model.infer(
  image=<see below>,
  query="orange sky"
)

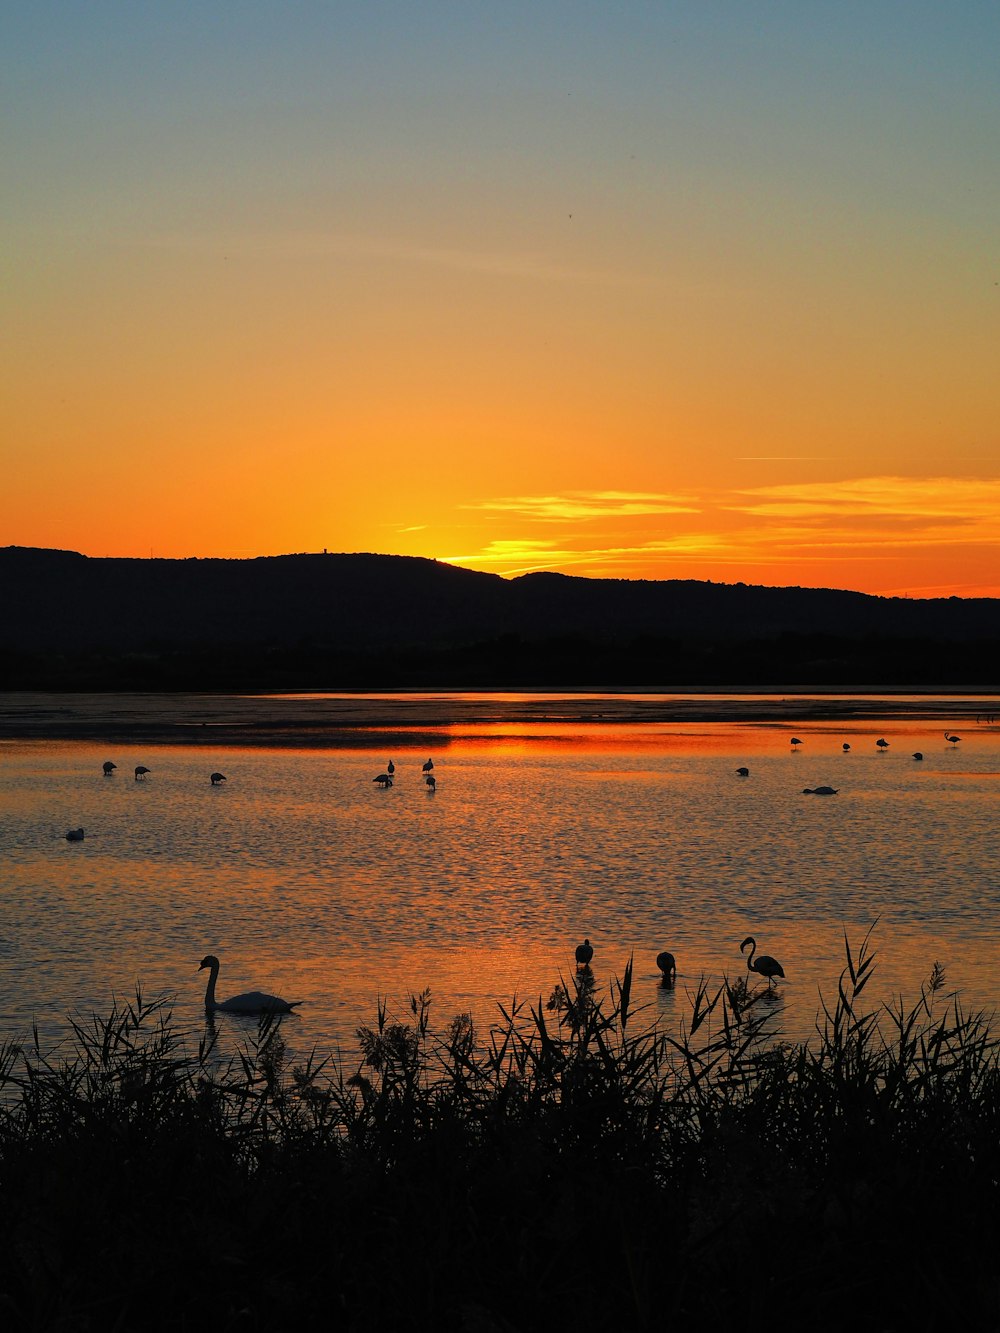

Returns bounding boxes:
[4,5,999,597]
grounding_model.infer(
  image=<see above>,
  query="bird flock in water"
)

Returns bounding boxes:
[60,729,971,1014]
[734,729,964,795]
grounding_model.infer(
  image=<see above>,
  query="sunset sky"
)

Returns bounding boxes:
[4,3,999,596]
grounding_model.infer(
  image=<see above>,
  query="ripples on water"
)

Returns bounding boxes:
[1,710,999,1065]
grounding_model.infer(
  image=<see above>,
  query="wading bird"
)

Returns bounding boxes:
[387,760,395,776]
[790,738,802,748]
[102,761,117,776]
[134,765,150,780]
[913,752,923,761]
[575,938,594,967]
[876,737,889,751]
[425,773,436,790]
[945,732,961,745]
[741,936,785,987]
[842,743,851,752]
[656,951,676,984]
[422,759,434,773]
[802,786,838,795]
[65,827,85,841]
[736,766,749,777]
[198,954,302,1015]
[210,772,226,785]
[373,773,393,788]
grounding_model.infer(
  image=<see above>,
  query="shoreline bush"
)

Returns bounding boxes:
[1,930,998,1330]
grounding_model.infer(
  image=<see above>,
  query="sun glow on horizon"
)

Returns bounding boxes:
[4,7,999,601]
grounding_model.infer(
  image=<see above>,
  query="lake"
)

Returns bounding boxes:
[1,692,999,1067]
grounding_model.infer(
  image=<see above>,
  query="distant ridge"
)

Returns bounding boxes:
[1,546,998,688]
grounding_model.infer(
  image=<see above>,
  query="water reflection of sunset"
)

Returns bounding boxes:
[2,707,999,1067]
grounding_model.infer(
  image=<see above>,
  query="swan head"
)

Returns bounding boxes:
[199,954,220,972]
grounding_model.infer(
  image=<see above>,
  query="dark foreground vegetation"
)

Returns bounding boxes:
[2,933,998,1331]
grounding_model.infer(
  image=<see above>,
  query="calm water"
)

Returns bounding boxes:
[2,697,999,1066]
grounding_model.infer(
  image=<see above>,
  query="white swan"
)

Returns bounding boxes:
[198,954,302,1015]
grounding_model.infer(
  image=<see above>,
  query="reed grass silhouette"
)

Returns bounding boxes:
[0,929,998,1329]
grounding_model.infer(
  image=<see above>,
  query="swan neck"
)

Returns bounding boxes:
[204,961,220,1010]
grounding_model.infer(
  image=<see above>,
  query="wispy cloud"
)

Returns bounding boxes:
[129,228,636,287]
[464,491,700,522]
[727,476,1000,551]
[438,475,1000,592]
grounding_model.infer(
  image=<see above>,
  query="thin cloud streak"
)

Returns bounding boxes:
[465,491,700,522]
[442,476,1000,592]
[127,228,641,287]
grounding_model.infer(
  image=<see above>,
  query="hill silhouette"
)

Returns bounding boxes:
[1,546,998,688]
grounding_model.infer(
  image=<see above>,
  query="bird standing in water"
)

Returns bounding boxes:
[575,938,594,968]
[741,936,785,987]
[656,951,676,984]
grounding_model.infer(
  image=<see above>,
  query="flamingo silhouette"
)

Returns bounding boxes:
[210,772,226,785]
[876,738,889,751]
[575,938,594,967]
[656,951,676,984]
[736,766,750,777]
[134,765,150,780]
[102,761,117,776]
[945,732,961,745]
[422,759,434,773]
[425,773,436,791]
[912,751,923,761]
[741,936,784,987]
[373,773,393,788]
